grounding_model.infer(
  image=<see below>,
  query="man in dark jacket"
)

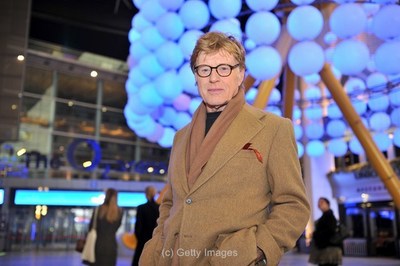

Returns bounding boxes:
[132,186,159,266]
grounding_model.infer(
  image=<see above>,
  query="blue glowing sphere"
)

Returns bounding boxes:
[372,4,400,40]
[245,12,281,45]
[368,95,390,111]
[126,94,154,115]
[297,141,304,158]
[352,100,367,115]
[328,138,348,157]
[374,41,400,75]
[141,0,166,22]
[369,112,391,131]
[288,41,324,76]
[329,3,367,39]
[389,88,400,106]
[133,0,145,8]
[173,112,192,130]
[247,46,282,80]
[294,124,303,140]
[303,73,321,85]
[146,123,165,143]
[139,54,165,79]
[245,87,257,104]
[305,86,322,101]
[390,108,400,127]
[209,19,243,41]
[128,67,149,87]
[159,0,184,11]
[132,12,151,32]
[129,41,150,63]
[125,78,139,95]
[155,71,183,103]
[189,97,202,115]
[393,128,400,148]
[324,32,338,45]
[178,30,203,60]
[135,118,157,138]
[349,137,364,155]
[156,12,184,40]
[327,103,342,119]
[158,127,176,148]
[304,105,323,120]
[287,5,323,41]
[155,41,184,70]
[270,88,281,103]
[366,72,388,90]
[159,107,177,126]
[305,122,325,139]
[179,0,209,30]
[265,106,282,117]
[246,0,278,11]
[209,0,241,19]
[326,119,347,138]
[345,78,366,93]
[291,0,316,5]
[306,140,325,157]
[373,132,392,151]
[293,106,302,120]
[128,29,140,43]
[178,63,198,96]
[325,47,335,63]
[332,39,370,75]
[141,26,166,51]
[138,83,164,108]
[173,94,191,111]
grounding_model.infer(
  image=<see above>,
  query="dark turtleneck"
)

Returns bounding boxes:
[205,111,222,136]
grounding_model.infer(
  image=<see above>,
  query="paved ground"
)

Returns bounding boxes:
[0,250,399,266]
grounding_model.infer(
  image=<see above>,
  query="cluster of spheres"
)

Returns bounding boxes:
[125,0,400,158]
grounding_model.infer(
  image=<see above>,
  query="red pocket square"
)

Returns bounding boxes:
[242,143,263,163]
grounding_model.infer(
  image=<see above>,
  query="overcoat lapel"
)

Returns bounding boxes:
[188,107,265,194]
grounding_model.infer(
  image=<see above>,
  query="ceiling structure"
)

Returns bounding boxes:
[29,0,138,61]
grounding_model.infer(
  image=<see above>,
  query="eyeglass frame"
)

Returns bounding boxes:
[194,63,240,78]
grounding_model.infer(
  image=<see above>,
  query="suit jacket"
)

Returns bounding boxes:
[135,199,160,246]
[140,104,310,266]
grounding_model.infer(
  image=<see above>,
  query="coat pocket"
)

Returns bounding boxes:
[209,227,258,266]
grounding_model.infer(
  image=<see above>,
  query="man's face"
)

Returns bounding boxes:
[194,50,244,112]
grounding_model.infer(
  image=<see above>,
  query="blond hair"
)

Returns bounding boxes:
[99,188,120,223]
[190,31,246,71]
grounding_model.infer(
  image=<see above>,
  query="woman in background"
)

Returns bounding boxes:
[88,188,123,266]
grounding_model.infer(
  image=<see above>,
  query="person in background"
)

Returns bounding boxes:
[132,186,160,266]
[309,197,342,266]
[139,31,310,265]
[89,188,123,266]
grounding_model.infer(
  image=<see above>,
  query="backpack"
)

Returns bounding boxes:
[329,222,350,245]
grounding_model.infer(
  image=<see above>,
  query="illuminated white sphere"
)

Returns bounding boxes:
[173,94,191,111]
[287,5,323,41]
[141,0,166,22]
[129,41,150,63]
[304,105,323,120]
[345,78,366,93]
[246,0,278,11]
[327,103,343,119]
[306,140,325,157]
[139,83,164,108]
[159,107,177,126]
[209,0,241,19]
[329,3,367,39]
[128,67,149,87]
[247,46,282,80]
[305,122,324,139]
[288,41,324,76]
[291,0,316,5]
[159,0,184,11]
[146,123,165,143]
[158,127,176,148]
[155,71,183,103]
[393,128,400,148]
[178,63,197,96]
[172,112,191,130]
[155,41,184,70]
[352,100,367,115]
[178,30,203,60]
[141,26,166,51]
[179,0,210,30]
[328,138,348,157]
[390,107,400,127]
[245,12,281,45]
[368,95,390,111]
[373,132,392,151]
[210,19,243,41]
[366,72,388,90]
[297,142,304,158]
[389,88,400,106]
[332,39,370,75]
[139,54,165,79]
[369,112,391,131]
[326,119,347,138]
[303,73,321,85]
[374,41,400,75]
[305,86,322,101]
[372,4,400,40]
[132,12,151,32]
[294,124,303,140]
[189,97,202,115]
[349,137,364,155]
[156,12,184,40]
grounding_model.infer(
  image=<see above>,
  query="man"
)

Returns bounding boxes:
[132,186,159,266]
[140,31,310,265]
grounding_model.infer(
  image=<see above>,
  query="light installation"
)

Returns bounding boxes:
[125,0,400,205]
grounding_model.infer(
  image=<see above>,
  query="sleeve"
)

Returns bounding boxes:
[256,118,310,265]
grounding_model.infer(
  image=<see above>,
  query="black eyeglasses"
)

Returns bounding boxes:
[194,64,240,78]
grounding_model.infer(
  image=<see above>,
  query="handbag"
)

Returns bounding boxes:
[81,207,98,264]
[330,221,349,245]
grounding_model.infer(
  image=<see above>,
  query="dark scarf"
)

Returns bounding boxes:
[186,89,245,189]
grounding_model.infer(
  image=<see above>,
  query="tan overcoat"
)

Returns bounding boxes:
[140,104,310,266]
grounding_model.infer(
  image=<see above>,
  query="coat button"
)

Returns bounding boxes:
[185,198,192,204]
